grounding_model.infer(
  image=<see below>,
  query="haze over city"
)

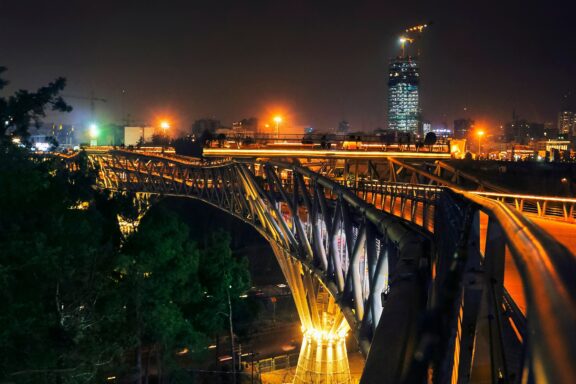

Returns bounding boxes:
[1,0,575,133]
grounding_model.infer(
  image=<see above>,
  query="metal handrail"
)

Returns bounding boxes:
[88,149,232,168]
[469,191,576,222]
[434,160,510,193]
[457,190,576,383]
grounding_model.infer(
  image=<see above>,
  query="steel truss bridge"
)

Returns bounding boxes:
[58,149,575,384]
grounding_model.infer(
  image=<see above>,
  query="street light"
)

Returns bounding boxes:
[273,116,282,139]
[477,130,485,159]
[160,121,170,150]
[89,123,99,146]
[89,123,99,138]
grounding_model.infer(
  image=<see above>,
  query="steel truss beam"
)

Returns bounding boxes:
[88,152,428,361]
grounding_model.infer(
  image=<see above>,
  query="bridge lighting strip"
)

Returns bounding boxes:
[468,191,576,204]
[301,327,348,343]
[203,148,452,159]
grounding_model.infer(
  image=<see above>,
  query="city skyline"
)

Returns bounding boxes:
[1,1,575,133]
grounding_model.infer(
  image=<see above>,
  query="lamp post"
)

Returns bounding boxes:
[216,287,236,384]
[477,130,485,159]
[227,288,237,384]
[273,116,282,139]
[89,123,99,146]
[160,121,170,150]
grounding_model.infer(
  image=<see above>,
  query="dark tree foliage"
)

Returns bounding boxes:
[0,66,72,139]
[0,145,123,383]
[116,207,205,382]
[192,231,251,335]
[173,136,204,158]
[424,132,437,149]
[0,148,253,383]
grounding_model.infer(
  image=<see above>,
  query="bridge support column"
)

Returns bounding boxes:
[116,192,155,238]
[270,243,352,384]
[293,332,350,384]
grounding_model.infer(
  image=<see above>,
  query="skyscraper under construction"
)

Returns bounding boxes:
[388,56,420,133]
[387,23,429,134]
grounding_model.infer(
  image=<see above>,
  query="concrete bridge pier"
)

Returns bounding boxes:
[270,243,352,384]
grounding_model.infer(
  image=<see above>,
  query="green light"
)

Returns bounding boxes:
[89,123,99,138]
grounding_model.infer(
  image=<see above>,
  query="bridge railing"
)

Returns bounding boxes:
[342,181,440,232]
[469,191,576,222]
[405,189,576,384]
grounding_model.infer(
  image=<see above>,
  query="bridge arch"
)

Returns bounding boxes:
[88,151,430,382]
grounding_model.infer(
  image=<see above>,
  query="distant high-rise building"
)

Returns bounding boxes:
[505,119,530,143]
[504,116,546,143]
[558,110,575,135]
[232,117,258,135]
[422,121,432,135]
[388,57,420,133]
[453,118,474,139]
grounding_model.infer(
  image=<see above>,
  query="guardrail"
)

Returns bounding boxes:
[396,189,576,384]
[469,191,576,222]
[333,180,441,232]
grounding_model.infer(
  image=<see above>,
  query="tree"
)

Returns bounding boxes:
[193,231,251,335]
[0,146,254,383]
[0,66,72,140]
[151,133,164,146]
[424,132,437,151]
[0,145,124,383]
[117,207,204,384]
[217,133,227,148]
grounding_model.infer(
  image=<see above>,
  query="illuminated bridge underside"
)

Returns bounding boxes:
[89,151,427,383]
[81,150,576,384]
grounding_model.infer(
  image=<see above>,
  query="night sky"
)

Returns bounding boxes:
[1,0,575,133]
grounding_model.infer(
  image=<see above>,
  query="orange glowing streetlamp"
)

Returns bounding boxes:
[159,120,170,149]
[477,130,485,157]
[273,116,282,139]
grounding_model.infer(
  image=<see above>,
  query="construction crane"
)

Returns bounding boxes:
[399,22,431,57]
[63,91,107,121]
